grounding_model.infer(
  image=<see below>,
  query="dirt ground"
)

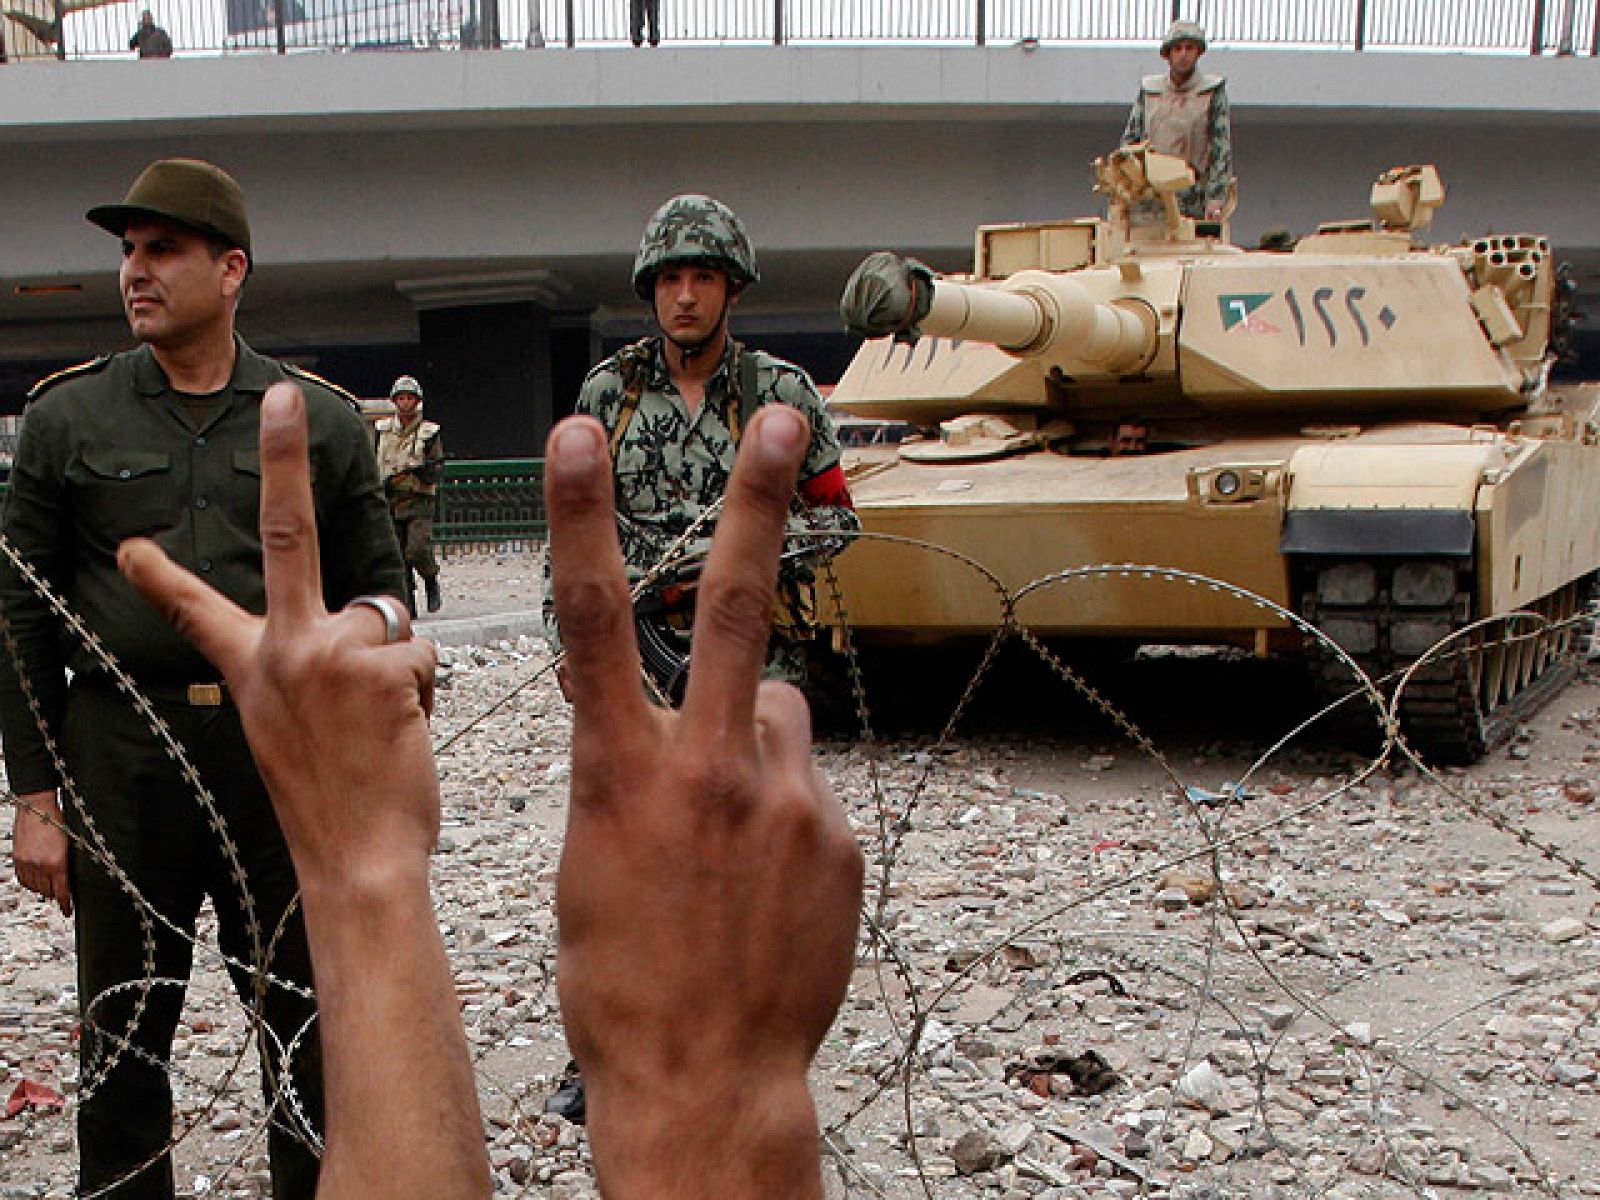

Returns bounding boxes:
[4,553,1599,1198]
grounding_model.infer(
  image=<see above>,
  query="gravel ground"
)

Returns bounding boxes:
[4,552,1600,1199]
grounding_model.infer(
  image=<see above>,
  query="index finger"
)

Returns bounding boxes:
[544,417,651,731]
[680,405,808,734]
[258,383,324,629]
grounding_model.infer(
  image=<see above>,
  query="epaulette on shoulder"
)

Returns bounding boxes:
[28,355,111,403]
[283,363,360,413]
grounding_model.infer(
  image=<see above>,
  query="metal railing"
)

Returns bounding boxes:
[435,458,545,546]
[4,0,1595,60]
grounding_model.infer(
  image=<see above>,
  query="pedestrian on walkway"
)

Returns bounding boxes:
[128,9,173,57]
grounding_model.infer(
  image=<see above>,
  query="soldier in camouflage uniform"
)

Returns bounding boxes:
[545,193,857,694]
[1122,20,1234,220]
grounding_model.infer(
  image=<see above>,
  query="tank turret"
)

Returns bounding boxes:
[838,152,1551,424]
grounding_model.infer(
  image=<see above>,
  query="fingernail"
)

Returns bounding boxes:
[548,419,603,473]
[757,405,807,456]
[262,381,303,417]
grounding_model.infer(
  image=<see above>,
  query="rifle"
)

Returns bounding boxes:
[633,542,825,705]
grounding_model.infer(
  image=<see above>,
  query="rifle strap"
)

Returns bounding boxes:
[607,337,762,462]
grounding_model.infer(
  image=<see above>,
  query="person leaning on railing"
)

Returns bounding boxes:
[128,9,173,58]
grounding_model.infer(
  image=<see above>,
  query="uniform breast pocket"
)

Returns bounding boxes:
[220,449,263,528]
[71,447,176,540]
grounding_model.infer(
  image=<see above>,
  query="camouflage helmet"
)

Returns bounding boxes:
[632,194,760,301]
[1160,20,1207,55]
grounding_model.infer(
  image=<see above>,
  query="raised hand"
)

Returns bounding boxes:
[546,407,863,1200]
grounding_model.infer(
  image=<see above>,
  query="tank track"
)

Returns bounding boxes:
[1301,561,1594,765]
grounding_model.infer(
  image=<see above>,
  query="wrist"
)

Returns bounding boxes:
[296,855,434,931]
[585,1069,822,1200]
[14,789,63,823]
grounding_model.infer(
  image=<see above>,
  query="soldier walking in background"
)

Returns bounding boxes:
[375,374,444,615]
[1122,20,1234,220]
[0,157,405,1199]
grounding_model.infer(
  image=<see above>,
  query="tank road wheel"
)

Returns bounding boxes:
[1300,562,1593,765]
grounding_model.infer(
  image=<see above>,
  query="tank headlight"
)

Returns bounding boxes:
[1187,464,1277,504]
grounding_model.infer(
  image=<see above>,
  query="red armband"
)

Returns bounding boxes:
[799,464,854,510]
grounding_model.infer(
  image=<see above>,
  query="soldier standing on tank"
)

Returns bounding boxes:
[1122,20,1234,220]
[375,374,444,615]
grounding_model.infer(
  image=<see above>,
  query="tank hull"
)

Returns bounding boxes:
[823,395,1600,761]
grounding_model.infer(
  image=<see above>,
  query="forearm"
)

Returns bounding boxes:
[301,867,489,1200]
[1205,95,1233,201]
[0,645,66,793]
[1122,95,1146,145]
[0,550,70,791]
[416,437,445,487]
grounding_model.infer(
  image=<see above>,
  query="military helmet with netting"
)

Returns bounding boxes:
[632,194,760,301]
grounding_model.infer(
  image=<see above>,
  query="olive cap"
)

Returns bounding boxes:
[632,194,759,301]
[1160,20,1207,54]
[390,375,424,401]
[87,159,252,264]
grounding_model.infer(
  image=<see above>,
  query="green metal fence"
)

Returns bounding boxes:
[434,458,545,547]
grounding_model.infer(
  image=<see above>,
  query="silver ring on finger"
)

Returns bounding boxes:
[349,594,408,645]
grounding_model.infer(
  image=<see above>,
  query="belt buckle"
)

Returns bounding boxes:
[187,683,225,707]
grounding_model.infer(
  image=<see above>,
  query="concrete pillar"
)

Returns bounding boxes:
[398,272,572,460]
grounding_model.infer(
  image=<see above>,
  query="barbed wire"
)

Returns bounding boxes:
[3,532,1598,1198]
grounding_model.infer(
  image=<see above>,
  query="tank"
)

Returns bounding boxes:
[825,146,1596,762]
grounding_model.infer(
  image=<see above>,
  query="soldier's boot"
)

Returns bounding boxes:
[424,575,442,614]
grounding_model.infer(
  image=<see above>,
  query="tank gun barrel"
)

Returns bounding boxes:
[841,253,1159,376]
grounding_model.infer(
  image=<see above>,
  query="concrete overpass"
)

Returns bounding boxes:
[2,45,1596,454]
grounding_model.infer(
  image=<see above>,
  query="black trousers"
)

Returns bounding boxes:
[63,677,324,1199]
[630,0,660,44]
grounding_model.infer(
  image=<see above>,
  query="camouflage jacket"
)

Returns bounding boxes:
[1122,73,1233,217]
[574,336,858,587]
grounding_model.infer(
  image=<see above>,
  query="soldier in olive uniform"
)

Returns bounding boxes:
[1122,20,1234,220]
[0,159,405,1199]
[375,374,445,615]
